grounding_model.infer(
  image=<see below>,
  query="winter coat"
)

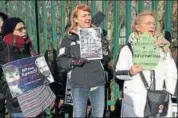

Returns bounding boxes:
[44,49,66,98]
[115,33,177,117]
[0,34,55,115]
[56,32,111,88]
[0,37,32,113]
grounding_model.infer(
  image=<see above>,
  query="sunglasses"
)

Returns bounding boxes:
[15,26,26,32]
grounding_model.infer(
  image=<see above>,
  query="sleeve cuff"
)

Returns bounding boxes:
[116,70,133,77]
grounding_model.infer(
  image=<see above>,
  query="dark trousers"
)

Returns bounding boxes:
[0,99,5,118]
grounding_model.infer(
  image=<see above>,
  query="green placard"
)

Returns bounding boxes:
[133,33,160,70]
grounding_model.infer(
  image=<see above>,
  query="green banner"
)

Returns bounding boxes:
[133,33,160,70]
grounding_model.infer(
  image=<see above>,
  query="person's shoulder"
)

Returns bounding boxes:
[61,33,78,45]
[121,44,131,51]
[65,32,78,40]
[119,43,133,56]
[0,39,7,50]
[161,50,172,59]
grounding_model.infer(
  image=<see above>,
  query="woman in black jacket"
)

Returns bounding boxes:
[0,17,55,117]
[0,12,8,118]
[57,4,111,117]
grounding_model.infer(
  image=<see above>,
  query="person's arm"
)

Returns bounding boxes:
[56,35,73,71]
[56,35,87,72]
[164,52,177,95]
[115,46,144,80]
[115,46,133,80]
[101,35,111,66]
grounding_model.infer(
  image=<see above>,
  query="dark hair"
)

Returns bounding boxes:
[1,17,24,36]
[0,12,8,21]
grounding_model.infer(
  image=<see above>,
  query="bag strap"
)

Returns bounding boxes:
[140,70,166,91]
[12,35,17,47]
[152,70,156,90]
[127,43,133,56]
[139,71,149,89]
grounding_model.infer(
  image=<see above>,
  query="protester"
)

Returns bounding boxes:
[44,43,67,116]
[0,12,8,118]
[56,4,110,117]
[0,17,56,117]
[115,11,177,117]
[170,39,178,99]
[0,12,8,34]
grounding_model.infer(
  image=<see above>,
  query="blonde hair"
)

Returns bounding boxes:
[132,11,155,32]
[68,4,91,35]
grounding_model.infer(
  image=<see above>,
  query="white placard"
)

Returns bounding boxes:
[79,27,103,60]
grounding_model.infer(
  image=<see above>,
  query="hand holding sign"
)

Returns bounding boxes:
[130,65,144,75]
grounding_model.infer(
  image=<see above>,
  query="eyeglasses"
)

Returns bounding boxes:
[143,22,155,26]
[15,26,26,32]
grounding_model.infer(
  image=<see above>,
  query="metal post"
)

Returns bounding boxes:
[138,1,144,13]
[35,0,40,54]
[165,1,173,32]
[102,1,108,30]
[42,1,48,52]
[126,0,131,43]
[91,1,96,16]
[51,1,57,49]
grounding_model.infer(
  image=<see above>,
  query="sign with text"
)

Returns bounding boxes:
[133,33,160,70]
[64,71,73,105]
[2,56,54,98]
[79,27,103,60]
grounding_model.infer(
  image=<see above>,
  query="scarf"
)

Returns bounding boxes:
[4,33,32,50]
[4,33,37,56]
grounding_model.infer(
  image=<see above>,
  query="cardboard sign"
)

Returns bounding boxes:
[133,33,160,70]
[64,71,73,105]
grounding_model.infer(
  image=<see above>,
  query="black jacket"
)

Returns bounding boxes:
[44,49,66,97]
[56,32,111,88]
[0,38,32,113]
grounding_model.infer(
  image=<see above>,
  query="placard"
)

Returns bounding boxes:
[133,33,160,70]
[64,71,73,105]
[2,56,54,98]
[79,27,103,60]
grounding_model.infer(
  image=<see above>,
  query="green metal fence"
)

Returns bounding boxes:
[0,0,177,112]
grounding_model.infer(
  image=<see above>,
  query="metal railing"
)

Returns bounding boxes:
[0,0,176,113]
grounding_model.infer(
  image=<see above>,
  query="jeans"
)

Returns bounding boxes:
[11,113,24,118]
[72,85,105,117]
[11,112,45,118]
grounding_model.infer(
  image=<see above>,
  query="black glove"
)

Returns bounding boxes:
[101,39,109,55]
[72,58,88,67]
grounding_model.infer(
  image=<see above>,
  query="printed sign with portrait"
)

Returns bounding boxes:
[79,27,103,60]
[2,56,54,98]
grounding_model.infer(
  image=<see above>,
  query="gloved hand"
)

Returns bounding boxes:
[101,39,109,55]
[12,98,19,107]
[72,58,88,67]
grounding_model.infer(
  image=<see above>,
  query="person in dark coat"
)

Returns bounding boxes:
[0,17,56,117]
[0,12,8,118]
[56,4,111,117]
